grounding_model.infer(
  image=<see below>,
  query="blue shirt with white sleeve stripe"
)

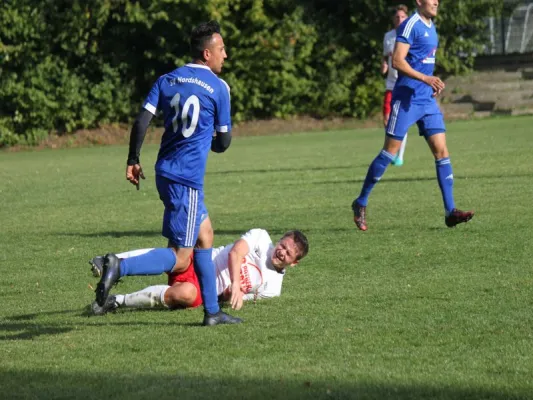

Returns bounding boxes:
[143,63,231,189]
[393,12,439,104]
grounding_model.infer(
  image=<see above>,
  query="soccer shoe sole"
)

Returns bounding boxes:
[89,256,105,278]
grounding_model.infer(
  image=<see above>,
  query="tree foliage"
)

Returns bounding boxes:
[0,0,506,146]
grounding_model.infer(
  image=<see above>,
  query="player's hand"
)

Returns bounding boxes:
[423,75,445,95]
[126,164,145,190]
[230,282,244,310]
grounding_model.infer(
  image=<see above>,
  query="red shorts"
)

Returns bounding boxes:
[383,90,393,117]
[166,256,203,308]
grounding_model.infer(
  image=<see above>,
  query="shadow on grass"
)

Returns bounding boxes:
[207,164,363,176]
[0,369,526,400]
[56,230,163,238]
[314,171,533,185]
[0,323,73,340]
[0,308,208,340]
[56,227,356,239]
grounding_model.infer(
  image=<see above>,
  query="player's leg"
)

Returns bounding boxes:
[95,249,179,307]
[420,111,474,227]
[384,91,407,167]
[165,257,203,309]
[382,90,392,128]
[90,249,154,278]
[99,255,203,314]
[94,177,193,306]
[392,133,408,167]
[352,99,417,230]
[117,282,197,309]
[195,215,242,326]
[91,282,199,316]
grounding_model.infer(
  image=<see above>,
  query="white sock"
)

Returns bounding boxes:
[116,248,155,259]
[121,285,170,309]
[397,134,407,160]
[114,294,125,305]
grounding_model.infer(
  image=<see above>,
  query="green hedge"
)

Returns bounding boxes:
[0,0,505,147]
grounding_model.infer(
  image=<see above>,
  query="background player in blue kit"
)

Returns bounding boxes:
[351,0,474,231]
[94,21,242,326]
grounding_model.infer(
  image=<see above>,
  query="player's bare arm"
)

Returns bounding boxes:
[381,56,389,75]
[392,42,445,94]
[126,109,152,189]
[227,239,250,310]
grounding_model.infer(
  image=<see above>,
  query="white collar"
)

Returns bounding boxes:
[185,63,212,71]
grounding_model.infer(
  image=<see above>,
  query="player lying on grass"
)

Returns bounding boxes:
[89,229,309,315]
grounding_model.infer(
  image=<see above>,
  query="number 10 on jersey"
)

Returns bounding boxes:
[170,93,200,138]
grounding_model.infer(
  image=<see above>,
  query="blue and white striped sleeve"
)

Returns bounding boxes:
[142,77,161,115]
[215,78,232,133]
[396,14,420,46]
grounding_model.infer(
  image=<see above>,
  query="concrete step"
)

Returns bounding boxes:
[522,69,533,80]
[493,98,533,112]
[440,102,474,119]
[445,71,524,86]
[437,68,533,119]
[447,80,533,93]
[442,91,533,108]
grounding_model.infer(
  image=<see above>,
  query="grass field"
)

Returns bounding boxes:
[1,116,532,400]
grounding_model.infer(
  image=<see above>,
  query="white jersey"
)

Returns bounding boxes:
[213,229,285,300]
[383,29,398,91]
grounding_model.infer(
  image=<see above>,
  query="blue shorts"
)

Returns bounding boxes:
[156,176,207,248]
[385,97,446,140]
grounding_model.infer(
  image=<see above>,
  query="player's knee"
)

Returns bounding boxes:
[165,284,197,308]
[169,248,193,273]
[173,256,191,273]
[196,219,214,248]
[432,145,449,160]
[434,149,449,160]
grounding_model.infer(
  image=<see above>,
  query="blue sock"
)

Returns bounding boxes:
[356,150,395,206]
[120,248,176,277]
[193,248,220,315]
[435,157,455,214]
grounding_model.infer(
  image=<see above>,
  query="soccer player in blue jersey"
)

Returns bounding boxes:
[94,21,242,326]
[351,0,474,231]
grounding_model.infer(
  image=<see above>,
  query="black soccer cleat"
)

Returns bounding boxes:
[203,311,243,326]
[91,295,120,316]
[89,255,105,278]
[445,208,475,228]
[95,254,121,307]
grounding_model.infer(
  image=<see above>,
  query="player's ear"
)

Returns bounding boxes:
[203,47,211,62]
[289,260,299,268]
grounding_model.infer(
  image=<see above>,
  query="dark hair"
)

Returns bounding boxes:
[394,4,408,15]
[282,230,309,260]
[190,20,221,60]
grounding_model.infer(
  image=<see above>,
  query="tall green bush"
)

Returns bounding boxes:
[0,0,507,147]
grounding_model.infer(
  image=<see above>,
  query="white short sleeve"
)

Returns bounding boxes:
[241,229,272,258]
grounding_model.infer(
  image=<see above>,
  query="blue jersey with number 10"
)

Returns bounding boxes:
[143,63,231,190]
[394,12,438,104]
